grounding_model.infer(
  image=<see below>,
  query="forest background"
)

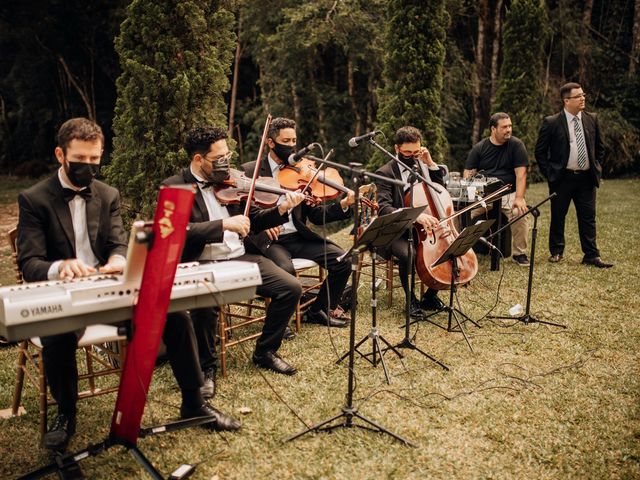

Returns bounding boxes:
[0,0,639,218]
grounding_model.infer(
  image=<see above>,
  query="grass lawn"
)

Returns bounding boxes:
[0,177,638,479]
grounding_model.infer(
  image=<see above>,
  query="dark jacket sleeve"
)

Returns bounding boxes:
[375,165,400,217]
[104,188,128,259]
[534,117,552,180]
[17,192,53,282]
[305,200,351,225]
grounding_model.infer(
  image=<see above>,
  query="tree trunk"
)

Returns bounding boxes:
[228,22,242,136]
[471,0,489,145]
[57,56,95,121]
[631,0,640,76]
[578,0,594,84]
[490,0,504,106]
[347,58,362,136]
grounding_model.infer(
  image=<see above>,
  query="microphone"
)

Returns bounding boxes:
[348,131,379,148]
[287,143,317,166]
[474,220,501,253]
[478,236,499,252]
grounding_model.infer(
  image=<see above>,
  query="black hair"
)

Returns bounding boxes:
[394,126,422,145]
[268,117,296,141]
[184,126,228,159]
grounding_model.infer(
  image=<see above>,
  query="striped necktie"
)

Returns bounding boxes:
[573,116,588,169]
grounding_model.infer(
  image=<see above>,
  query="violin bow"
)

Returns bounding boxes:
[437,184,512,225]
[243,114,272,217]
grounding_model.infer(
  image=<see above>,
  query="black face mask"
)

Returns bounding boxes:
[397,153,416,167]
[202,155,231,185]
[272,142,296,163]
[65,160,100,188]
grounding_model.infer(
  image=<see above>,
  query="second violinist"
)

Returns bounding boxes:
[242,117,356,330]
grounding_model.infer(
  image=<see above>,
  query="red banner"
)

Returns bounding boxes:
[110,185,195,445]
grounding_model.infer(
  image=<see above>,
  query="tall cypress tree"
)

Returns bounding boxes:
[493,0,549,176]
[105,0,235,218]
[375,0,449,166]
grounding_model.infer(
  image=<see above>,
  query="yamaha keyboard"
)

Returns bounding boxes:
[0,260,261,341]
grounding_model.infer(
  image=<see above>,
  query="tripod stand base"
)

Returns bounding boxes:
[386,338,449,371]
[487,313,566,328]
[17,415,216,479]
[337,329,404,385]
[285,406,416,447]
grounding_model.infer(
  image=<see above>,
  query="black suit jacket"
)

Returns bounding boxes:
[374,160,445,216]
[241,158,352,255]
[534,110,604,186]
[17,173,128,282]
[162,167,289,261]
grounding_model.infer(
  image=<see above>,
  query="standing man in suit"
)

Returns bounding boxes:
[241,117,355,329]
[534,82,613,268]
[374,126,443,319]
[18,118,239,452]
[163,125,305,377]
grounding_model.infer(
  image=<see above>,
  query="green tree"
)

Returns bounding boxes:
[374,0,449,167]
[105,0,235,218]
[493,0,549,179]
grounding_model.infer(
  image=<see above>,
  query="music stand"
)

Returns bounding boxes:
[336,206,427,384]
[286,174,418,447]
[421,220,495,352]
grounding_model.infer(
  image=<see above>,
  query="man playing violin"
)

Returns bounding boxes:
[163,125,306,377]
[374,126,445,319]
[241,117,356,329]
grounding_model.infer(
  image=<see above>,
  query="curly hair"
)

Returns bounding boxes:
[268,117,296,141]
[185,126,228,159]
[57,118,104,153]
[394,126,422,145]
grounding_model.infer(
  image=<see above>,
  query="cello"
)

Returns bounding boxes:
[407,153,478,291]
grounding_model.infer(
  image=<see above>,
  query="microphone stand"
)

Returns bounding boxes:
[286,160,414,446]
[486,193,566,328]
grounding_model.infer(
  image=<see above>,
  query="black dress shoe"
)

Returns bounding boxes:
[303,309,348,328]
[180,402,241,431]
[582,256,613,268]
[409,299,425,319]
[200,368,216,399]
[420,294,445,311]
[43,413,76,450]
[252,351,297,375]
[283,325,297,340]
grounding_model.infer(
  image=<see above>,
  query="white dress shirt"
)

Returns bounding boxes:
[47,169,101,280]
[192,166,245,261]
[564,109,589,171]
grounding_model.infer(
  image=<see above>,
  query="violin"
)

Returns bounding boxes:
[406,156,478,290]
[277,158,353,202]
[214,169,317,207]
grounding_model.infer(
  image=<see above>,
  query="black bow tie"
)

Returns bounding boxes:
[197,180,217,189]
[62,187,92,202]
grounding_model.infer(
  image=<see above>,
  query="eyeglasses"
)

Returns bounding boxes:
[203,151,233,164]
[567,93,587,99]
[397,149,420,158]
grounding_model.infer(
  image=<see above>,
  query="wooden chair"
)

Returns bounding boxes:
[0,227,127,438]
[217,258,324,377]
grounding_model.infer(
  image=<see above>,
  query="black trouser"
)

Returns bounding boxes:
[378,234,438,301]
[265,233,351,313]
[190,307,219,373]
[192,254,301,360]
[41,312,204,417]
[548,170,599,259]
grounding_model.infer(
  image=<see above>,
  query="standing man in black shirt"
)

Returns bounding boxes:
[464,112,530,266]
